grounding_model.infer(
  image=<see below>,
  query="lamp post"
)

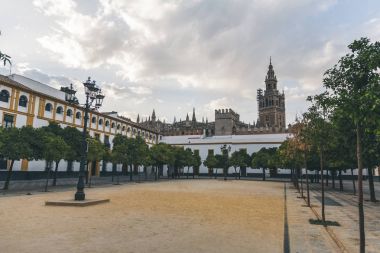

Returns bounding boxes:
[68,77,105,201]
[220,144,231,180]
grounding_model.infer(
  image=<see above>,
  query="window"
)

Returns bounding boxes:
[99,119,103,125]
[92,116,96,124]
[76,112,81,119]
[127,127,130,132]
[194,149,200,155]
[18,95,28,107]
[122,126,125,131]
[105,120,110,127]
[104,135,110,148]
[0,90,10,103]
[3,114,14,128]
[66,109,73,117]
[94,133,100,140]
[111,122,115,129]
[208,149,214,155]
[45,103,52,112]
[56,106,63,114]
[117,124,120,130]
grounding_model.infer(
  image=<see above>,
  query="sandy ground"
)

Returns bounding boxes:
[0,180,285,253]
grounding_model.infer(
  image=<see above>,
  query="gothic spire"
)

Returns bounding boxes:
[136,114,140,123]
[265,57,277,90]
[186,113,189,121]
[152,109,156,122]
[192,107,196,122]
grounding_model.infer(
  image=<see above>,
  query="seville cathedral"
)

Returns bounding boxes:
[139,59,288,136]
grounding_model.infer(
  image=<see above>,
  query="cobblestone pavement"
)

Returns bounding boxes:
[299,180,380,253]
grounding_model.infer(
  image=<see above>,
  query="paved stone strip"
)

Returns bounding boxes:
[305,182,380,253]
[286,183,339,253]
[307,198,349,253]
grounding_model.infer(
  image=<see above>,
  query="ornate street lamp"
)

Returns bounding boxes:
[74,77,105,201]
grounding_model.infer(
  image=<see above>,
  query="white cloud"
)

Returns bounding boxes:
[1,0,376,125]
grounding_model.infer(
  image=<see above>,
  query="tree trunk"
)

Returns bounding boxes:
[339,169,343,191]
[52,160,60,186]
[3,160,15,190]
[187,166,190,179]
[351,168,356,195]
[325,169,329,187]
[238,167,241,180]
[356,125,365,253]
[234,167,238,179]
[44,162,52,192]
[332,170,335,189]
[295,168,299,192]
[320,151,325,224]
[304,153,310,207]
[85,162,89,184]
[262,168,266,181]
[300,168,304,198]
[130,164,133,181]
[368,168,376,202]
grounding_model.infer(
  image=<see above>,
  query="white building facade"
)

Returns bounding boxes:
[160,133,291,176]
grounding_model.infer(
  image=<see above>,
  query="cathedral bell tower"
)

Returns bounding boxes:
[257,58,286,131]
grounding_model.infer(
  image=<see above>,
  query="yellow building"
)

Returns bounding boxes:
[0,74,160,175]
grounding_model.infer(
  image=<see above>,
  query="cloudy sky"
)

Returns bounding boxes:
[1,0,379,124]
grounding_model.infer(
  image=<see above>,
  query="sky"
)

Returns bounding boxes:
[1,0,379,125]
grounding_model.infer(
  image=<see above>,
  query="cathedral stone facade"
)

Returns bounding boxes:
[256,58,286,130]
[139,59,287,136]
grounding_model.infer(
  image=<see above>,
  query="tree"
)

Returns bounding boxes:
[150,143,173,180]
[1,127,33,190]
[230,149,250,179]
[41,132,69,191]
[61,126,82,172]
[184,148,194,179]
[322,38,380,252]
[86,137,105,185]
[191,150,202,179]
[252,148,269,181]
[303,102,333,224]
[203,153,218,178]
[111,135,129,183]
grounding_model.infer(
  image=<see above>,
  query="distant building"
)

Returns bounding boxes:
[256,57,286,130]
[0,74,159,174]
[141,59,288,136]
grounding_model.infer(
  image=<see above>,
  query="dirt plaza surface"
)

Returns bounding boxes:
[0,180,336,253]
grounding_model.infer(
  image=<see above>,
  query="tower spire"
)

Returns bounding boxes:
[192,107,196,122]
[152,109,156,122]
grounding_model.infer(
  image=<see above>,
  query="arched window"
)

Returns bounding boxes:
[122,126,125,131]
[117,124,121,130]
[76,112,81,119]
[66,109,73,117]
[56,106,63,114]
[127,127,130,132]
[18,95,28,107]
[45,103,52,112]
[99,119,103,125]
[92,116,96,124]
[111,122,115,129]
[0,90,10,103]
[105,120,110,127]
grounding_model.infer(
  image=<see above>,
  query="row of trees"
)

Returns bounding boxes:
[276,37,380,253]
[0,122,205,189]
